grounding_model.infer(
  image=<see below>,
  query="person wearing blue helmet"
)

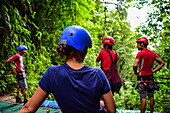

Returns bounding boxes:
[7,45,28,105]
[19,26,116,113]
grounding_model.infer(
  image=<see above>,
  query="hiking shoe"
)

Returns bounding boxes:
[24,99,28,105]
[16,97,24,103]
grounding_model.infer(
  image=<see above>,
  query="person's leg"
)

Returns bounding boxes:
[17,84,21,97]
[149,97,154,113]
[140,98,147,113]
[138,88,147,113]
[23,88,28,105]
[16,75,21,97]
[23,78,28,105]
[23,88,27,100]
[147,82,155,113]
[16,84,23,103]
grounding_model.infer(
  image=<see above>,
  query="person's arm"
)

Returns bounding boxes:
[101,91,116,113]
[133,59,140,75]
[96,58,100,63]
[96,45,105,63]
[115,53,119,67]
[6,54,18,74]
[153,58,165,73]
[19,85,49,113]
[101,45,105,51]
[6,60,13,74]
[96,53,101,63]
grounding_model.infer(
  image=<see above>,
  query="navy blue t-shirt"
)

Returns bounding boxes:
[39,63,111,113]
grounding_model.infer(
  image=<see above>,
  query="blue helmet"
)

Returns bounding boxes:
[59,25,92,51]
[18,45,28,51]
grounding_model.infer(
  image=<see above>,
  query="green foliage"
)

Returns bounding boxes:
[0,0,169,112]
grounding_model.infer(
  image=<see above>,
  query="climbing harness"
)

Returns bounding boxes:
[122,76,169,92]
[138,82,147,93]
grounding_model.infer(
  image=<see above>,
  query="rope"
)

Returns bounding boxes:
[154,77,170,79]
[122,80,170,84]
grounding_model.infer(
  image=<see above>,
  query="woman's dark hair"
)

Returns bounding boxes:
[103,43,112,50]
[57,44,87,63]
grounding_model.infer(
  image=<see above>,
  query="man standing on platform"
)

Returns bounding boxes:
[133,37,165,113]
[7,45,28,105]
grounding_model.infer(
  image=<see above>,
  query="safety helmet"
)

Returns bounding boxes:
[18,45,28,51]
[102,36,115,45]
[59,25,92,51]
[136,37,148,45]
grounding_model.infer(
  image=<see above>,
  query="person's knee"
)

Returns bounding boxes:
[140,98,147,106]
[23,88,27,94]
[141,98,146,103]
[17,85,20,89]
[151,101,155,106]
[149,97,154,101]
[149,97,155,105]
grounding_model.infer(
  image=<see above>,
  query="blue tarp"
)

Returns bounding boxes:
[0,101,61,113]
[41,100,60,109]
[41,100,160,113]
[0,101,160,113]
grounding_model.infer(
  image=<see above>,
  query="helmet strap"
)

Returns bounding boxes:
[104,44,109,50]
[19,50,23,55]
[105,46,108,50]
[139,43,144,49]
[19,49,26,55]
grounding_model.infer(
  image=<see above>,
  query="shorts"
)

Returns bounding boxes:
[17,78,27,89]
[16,74,27,89]
[138,82,154,99]
[138,90,154,99]
[110,83,122,94]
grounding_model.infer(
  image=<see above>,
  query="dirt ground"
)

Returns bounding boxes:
[0,94,61,112]
[0,94,16,103]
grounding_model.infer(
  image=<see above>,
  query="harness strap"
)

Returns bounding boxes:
[137,74,153,81]
[106,50,117,64]
[17,71,25,73]
[101,50,117,70]
[17,71,25,76]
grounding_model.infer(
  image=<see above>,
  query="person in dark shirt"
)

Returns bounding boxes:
[19,26,116,113]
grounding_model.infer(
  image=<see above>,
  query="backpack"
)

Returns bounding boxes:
[106,50,122,94]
